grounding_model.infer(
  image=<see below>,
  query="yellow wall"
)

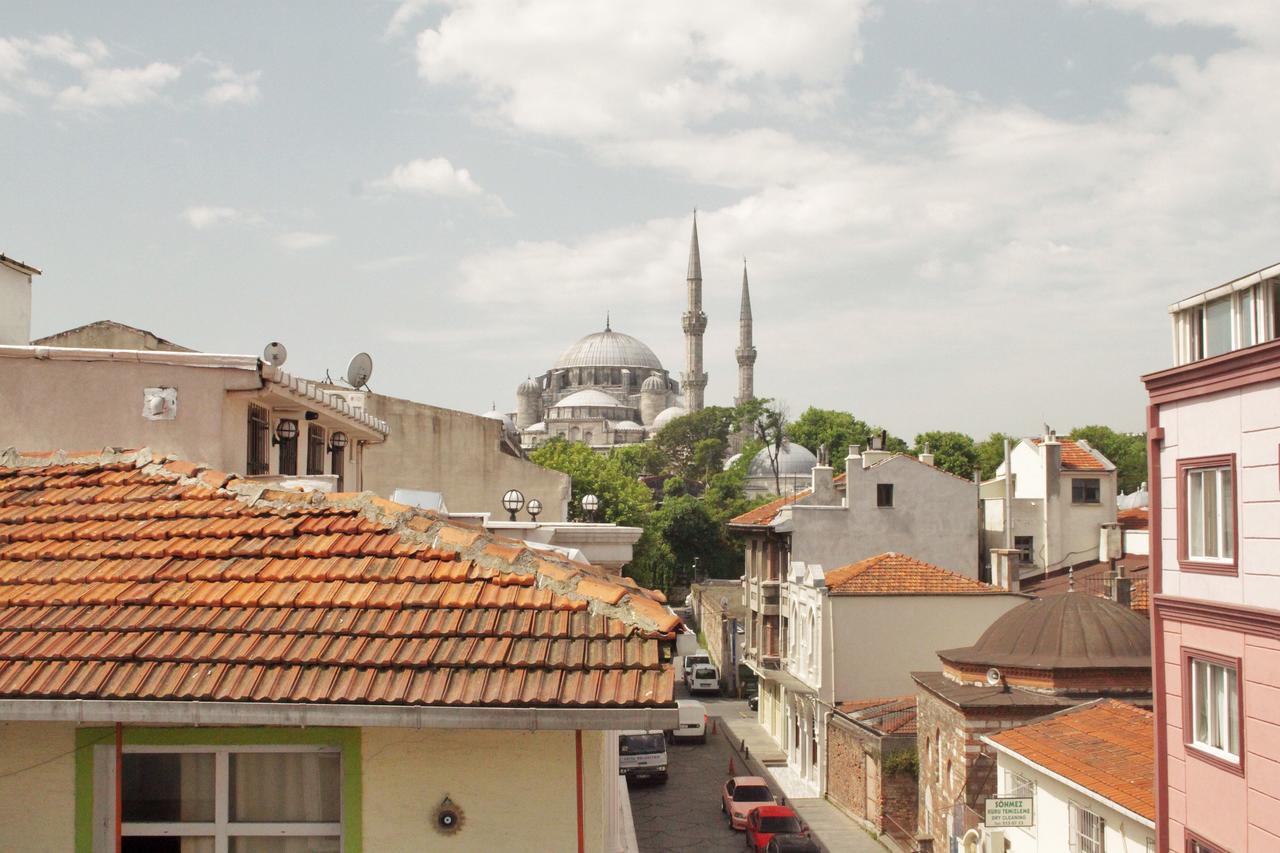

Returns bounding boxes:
[0,721,76,853]
[362,727,606,853]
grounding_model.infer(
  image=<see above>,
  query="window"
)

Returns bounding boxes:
[117,748,341,852]
[1014,536,1034,565]
[1204,295,1233,358]
[330,444,345,492]
[1071,478,1101,504]
[246,406,269,476]
[877,483,894,507]
[1002,768,1036,836]
[1068,802,1104,853]
[1180,457,1236,569]
[306,425,326,476]
[1187,653,1241,767]
[1188,836,1226,853]
[277,420,299,476]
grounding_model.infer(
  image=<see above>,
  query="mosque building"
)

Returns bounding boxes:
[488,215,757,451]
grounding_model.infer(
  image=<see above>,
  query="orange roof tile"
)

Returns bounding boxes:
[824,553,1006,595]
[837,695,917,735]
[1035,438,1107,471]
[729,489,812,527]
[987,699,1155,821]
[0,449,677,709]
[1118,508,1148,530]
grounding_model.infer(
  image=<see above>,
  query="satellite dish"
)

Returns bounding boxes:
[346,352,374,388]
[263,341,288,368]
[986,667,1002,686]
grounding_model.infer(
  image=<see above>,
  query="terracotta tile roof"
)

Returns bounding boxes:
[824,553,1005,595]
[837,695,916,735]
[987,699,1155,821]
[729,489,812,527]
[1118,508,1149,530]
[0,449,677,710]
[1034,438,1107,471]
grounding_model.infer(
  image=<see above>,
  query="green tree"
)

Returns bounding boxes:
[975,432,1015,480]
[650,405,741,486]
[913,431,979,480]
[1068,425,1148,493]
[788,407,907,473]
[528,437,653,526]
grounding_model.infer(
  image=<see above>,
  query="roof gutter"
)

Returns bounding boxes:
[0,698,679,732]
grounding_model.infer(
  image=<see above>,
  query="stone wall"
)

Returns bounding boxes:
[826,715,917,846]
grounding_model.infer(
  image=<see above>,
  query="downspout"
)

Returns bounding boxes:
[114,722,123,853]
[1147,403,1168,853]
[575,729,585,853]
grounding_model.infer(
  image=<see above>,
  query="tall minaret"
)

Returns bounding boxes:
[681,212,708,411]
[735,260,756,407]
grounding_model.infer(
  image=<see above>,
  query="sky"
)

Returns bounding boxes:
[2,1,1276,440]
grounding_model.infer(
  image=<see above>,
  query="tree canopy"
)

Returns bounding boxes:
[788,407,907,473]
[1068,425,1147,493]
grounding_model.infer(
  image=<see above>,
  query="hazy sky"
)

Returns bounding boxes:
[3,2,1274,439]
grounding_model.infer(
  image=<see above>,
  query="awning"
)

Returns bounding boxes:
[754,668,816,696]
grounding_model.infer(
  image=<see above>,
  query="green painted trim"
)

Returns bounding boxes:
[73,726,362,853]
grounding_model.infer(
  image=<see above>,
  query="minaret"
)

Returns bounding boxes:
[681,212,708,411]
[735,260,756,407]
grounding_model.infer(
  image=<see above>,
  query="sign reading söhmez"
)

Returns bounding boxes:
[985,797,1034,828]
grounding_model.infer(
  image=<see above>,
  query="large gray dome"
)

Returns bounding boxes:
[748,442,818,478]
[555,328,663,371]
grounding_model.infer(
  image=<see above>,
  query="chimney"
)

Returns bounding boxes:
[990,548,1021,593]
[861,432,891,468]
[845,444,862,473]
[0,255,40,346]
[811,465,836,505]
[919,442,935,467]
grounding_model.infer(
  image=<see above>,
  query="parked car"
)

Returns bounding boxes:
[721,776,775,829]
[682,650,711,684]
[687,664,720,695]
[744,805,808,851]
[766,833,821,852]
[618,730,668,783]
[747,692,759,711]
[670,699,707,743]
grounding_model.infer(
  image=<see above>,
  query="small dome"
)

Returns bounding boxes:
[652,406,688,429]
[748,442,818,478]
[481,409,515,433]
[553,389,624,408]
[641,373,666,392]
[723,452,742,471]
[939,592,1151,670]
[524,421,547,433]
[518,377,541,395]
[611,420,645,432]
[554,327,664,371]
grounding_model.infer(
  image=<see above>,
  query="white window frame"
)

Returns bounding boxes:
[1186,465,1234,563]
[1067,801,1104,853]
[1189,657,1241,764]
[1001,767,1037,837]
[95,745,342,853]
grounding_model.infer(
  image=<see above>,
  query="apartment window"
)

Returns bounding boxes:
[1204,295,1233,358]
[876,483,894,507]
[306,425,326,476]
[118,748,341,852]
[1180,456,1236,570]
[1186,652,1241,768]
[1067,802,1104,853]
[246,406,269,476]
[1071,478,1101,504]
[277,420,299,476]
[1014,536,1034,565]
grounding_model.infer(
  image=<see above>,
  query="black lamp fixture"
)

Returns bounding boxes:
[580,493,600,522]
[272,419,299,445]
[527,498,543,521]
[328,431,349,452]
[502,489,525,522]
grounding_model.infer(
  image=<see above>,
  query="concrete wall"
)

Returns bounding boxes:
[791,455,979,576]
[0,264,32,346]
[828,595,1025,704]
[996,752,1155,853]
[363,727,609,852]
[0,721,75,852]
[364,393,571,520]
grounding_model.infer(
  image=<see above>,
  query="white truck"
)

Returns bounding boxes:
[618,730,668,783]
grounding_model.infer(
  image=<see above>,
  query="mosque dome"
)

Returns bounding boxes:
[518,377,541,395]
[481,408,515,433]
[554,389,624,408]
[524,421,547,433]
[554,327,663,371]
[641,373,666,392]
[748,442,818,478]
[652,406,688,429]
[724,452,743,471]
[611,420,645,432]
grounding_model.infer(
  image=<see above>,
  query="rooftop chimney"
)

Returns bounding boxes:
[919,441,935,467]
[862,432,892,468]
[0,254,41,346]
[811,465,837,505]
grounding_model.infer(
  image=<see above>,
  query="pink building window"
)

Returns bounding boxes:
[1186,830,1227,853]
[1176,454,1238,575]
[1182,648,1243,776]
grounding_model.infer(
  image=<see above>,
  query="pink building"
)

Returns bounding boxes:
[1145,263,1280,852]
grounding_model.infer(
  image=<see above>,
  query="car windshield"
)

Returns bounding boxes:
[619,734,664,755]
[694,667,717,679]
[760,815,802,833]
[734,785,772,802]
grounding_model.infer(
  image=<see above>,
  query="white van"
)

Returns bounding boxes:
[670,699,707,743]
[687,664,720,695]
[618,730,668,783]
[682,651,711,685]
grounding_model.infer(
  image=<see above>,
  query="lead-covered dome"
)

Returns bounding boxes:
[641,373,667,392]
[748,442,818,478]
[517,377,541,395]
[652,406,688,429]
[555,328,663,371]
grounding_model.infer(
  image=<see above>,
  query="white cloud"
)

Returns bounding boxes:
[386,0,433,37]
[53,61,181,111]
[368,157,509,214]
[204,64,261,106]
[276,231,334,251]
[181,206,248,230]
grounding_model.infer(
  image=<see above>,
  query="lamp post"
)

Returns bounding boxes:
[502,489,525,522]
[580,493,600,522]
[527,499,543,521]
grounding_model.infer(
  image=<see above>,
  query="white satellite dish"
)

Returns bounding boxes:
[986,667,1002,686]
[346,352,374,388]
[263,341,288,368]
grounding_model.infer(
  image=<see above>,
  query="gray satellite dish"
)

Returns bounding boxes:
[346,352,374,388]
[263,341,288,368]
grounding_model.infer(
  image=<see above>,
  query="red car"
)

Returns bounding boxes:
[744,804,808,850]
[721,776,776,830]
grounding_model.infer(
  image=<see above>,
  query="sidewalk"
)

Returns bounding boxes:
[715,707,890,853]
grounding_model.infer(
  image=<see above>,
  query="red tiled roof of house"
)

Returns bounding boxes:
[0,449,677,709]
[987,699,1155,821]
[1034,438,1107,471]
[824,553,1005,595]
[729,489,812,527]
[837,695,917,735]
[1118,508,1149,530]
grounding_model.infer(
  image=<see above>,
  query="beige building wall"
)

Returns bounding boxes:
[363,727,608,852]
[364,392,571,520]
[0,721,76,853]
[32,320,192,352]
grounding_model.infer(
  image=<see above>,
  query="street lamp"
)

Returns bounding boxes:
[580,493,600,522]
[502,489,525,522]
[272,419,299,445]
[527,498,543,521]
